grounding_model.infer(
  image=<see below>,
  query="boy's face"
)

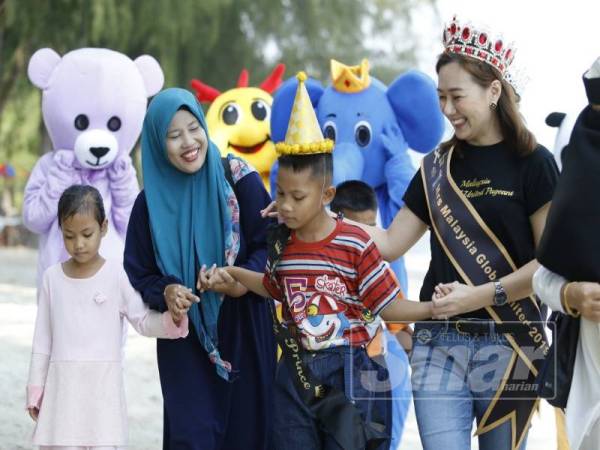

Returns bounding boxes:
[276,165,335,230]
[342,208,377,227]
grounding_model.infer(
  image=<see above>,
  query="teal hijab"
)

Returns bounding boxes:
[141,88,237,380]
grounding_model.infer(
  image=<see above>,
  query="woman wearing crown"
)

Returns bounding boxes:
[355,17,560,450]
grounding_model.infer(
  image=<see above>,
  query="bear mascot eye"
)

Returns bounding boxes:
[222,103,241,125]
[251,100,270,121]
[354,120,372,147]
[322,121,337,142]
[74,114,89,131]
[107,116,122,132]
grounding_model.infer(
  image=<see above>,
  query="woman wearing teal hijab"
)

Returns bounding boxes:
[124,88,276,449]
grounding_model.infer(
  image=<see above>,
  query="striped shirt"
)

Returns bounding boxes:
[263,219,401,351]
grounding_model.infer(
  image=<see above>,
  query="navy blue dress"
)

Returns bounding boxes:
[124,171,276,450]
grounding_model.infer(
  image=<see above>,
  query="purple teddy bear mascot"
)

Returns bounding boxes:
[23,48,164,284]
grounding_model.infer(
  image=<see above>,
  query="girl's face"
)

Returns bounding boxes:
[166,109,209,174]
[61,212,107,266]
[437,61,501,145]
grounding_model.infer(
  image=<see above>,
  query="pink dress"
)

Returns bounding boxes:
[26,259,188,447]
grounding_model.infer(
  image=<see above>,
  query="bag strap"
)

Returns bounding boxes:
[221,157,235,190]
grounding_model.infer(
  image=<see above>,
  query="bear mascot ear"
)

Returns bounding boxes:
[134,55,165,97]
[28,48,62,89]
[268,75,325,195]
[387,70,445,153]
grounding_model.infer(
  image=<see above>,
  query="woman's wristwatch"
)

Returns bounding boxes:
[493,280,508,306]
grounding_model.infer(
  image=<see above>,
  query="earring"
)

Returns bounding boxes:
[490,102,497,110]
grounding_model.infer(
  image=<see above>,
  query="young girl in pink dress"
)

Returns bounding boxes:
[26,185,192,450]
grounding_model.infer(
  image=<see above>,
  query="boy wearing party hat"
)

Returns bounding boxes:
[200,72,431,450]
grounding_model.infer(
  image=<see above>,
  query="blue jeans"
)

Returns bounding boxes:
[272,346,391,450]
[410,322,529,450]
[382,329,412,448]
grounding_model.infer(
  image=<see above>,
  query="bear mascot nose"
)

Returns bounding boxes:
[90,146,110,158]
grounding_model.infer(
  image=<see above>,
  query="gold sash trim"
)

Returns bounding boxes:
[420,147,549,450]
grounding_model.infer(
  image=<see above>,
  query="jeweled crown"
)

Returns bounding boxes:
[443,16,516,82]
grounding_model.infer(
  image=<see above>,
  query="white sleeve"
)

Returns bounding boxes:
[532,265,567,313]
[27,271,52,408]
[119,267,189,339]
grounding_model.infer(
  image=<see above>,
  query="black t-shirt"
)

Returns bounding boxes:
[403,141,559,319]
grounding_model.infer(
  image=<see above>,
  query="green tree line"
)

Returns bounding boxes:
[0,0,436,207]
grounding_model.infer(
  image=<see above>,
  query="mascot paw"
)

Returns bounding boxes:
[53,149,76,171]
[381,123,406,159]
[107,155,133,181]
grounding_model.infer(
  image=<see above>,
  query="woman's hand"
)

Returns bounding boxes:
[28,407,39,421]
[431,282,491,319]
[197,264,247,297]
[565,281,600,322]
[164,284,199,323]
[260,201,278,219]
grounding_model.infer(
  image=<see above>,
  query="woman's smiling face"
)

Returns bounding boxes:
[166,109,209,174]
[437,61,500,146]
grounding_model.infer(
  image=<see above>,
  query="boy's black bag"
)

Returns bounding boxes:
[537,311,580,408]
[266,223,389,450]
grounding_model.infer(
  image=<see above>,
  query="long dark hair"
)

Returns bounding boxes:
[436,52,537,157]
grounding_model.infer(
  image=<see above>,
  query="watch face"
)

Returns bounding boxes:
[497,293,508,305]
[494,283,508,305]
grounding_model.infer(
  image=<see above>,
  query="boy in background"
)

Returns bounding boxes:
[330,179,413,448]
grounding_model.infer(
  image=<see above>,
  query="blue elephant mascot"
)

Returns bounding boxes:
[271,59,444,292]
[270,59,444,449]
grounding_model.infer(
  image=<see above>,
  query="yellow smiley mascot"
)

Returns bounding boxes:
[191,64,285,189]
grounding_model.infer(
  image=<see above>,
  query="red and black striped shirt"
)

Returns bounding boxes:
[263,219,401,350]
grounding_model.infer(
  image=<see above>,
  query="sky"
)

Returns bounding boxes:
[412,0,600,150]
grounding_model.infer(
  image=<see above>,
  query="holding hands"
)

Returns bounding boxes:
[431,281,490,319]
[164,284,199,323]
[197,264,247,298]
[434,278,600,323]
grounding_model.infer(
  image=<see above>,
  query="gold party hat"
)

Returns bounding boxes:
[275,71,334,156]
[331,59,371,93]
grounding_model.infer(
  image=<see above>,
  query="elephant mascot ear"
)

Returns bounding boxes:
[269,76,325,194]
[387,70,445,153]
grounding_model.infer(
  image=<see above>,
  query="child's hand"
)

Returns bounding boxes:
[198,264,230,292]
[432,282,455,300]
[198,264,247,297]
[28,407,39,421]
[197,264,212,292]
[164,284,200,322]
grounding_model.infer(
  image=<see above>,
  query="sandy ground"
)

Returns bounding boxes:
[0,240,560,449]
